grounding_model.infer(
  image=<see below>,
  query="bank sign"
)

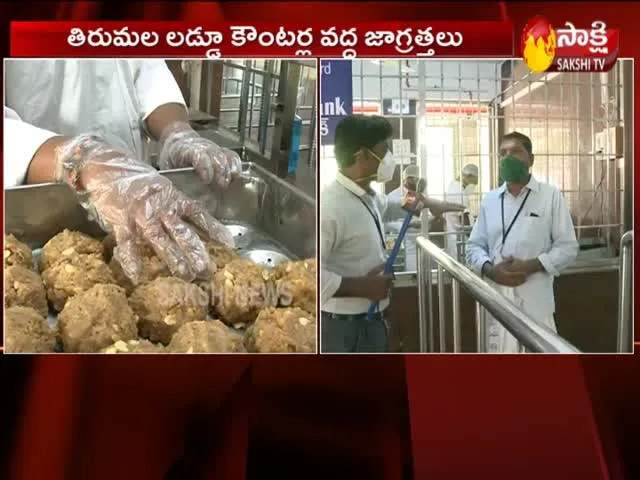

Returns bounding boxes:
[319,59,353,145]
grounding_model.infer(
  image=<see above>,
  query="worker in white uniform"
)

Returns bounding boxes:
[385,165,422,271]
[465,132,579,353]
[321,115,465,353]
[443,163,479,259]
[385,165,462,271]
[4,59,241,285]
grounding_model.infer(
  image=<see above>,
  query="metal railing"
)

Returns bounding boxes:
[415,236,581,353]
[389,222,623,274]
[617,230,634,352]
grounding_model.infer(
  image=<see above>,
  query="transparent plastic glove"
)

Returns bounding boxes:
[158,121,242,187]
[55,134,235,285]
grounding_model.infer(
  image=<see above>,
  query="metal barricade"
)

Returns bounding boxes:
[617,230,634,352]
[415,236,581,353]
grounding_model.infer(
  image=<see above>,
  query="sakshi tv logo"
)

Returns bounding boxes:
[521,16,619,73]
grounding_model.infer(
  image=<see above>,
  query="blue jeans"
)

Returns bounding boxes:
[320,310,390,353]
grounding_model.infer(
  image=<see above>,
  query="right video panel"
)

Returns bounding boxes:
[319,58,634,354]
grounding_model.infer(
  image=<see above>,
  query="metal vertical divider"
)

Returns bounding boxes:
[617,230,633,352]
[257,60,275,156]
[237,60,253,146]
[270,61,301,177]
[437,265,446,352]
[451,278,462,353]
[622,61,634,234]
[308,82,317,171]
[417,239,428,353]
[475,302,486,353]
[426,253,436,353]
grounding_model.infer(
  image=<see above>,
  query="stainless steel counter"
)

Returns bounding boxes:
[5,163,316,261]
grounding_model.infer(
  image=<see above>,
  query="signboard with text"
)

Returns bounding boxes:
[320,59,353,145]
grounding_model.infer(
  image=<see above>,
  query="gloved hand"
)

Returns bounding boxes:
[55,133,235,285]
[158,121,242,187]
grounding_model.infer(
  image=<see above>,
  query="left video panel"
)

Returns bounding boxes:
[3,58,318,354]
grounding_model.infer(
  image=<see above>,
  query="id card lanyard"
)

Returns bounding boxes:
[500,189,531,253]
[345,188,386,252]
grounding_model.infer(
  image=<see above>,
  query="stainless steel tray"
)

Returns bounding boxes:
[5,162,316,260]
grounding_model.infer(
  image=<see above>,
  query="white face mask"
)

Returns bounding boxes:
[376,151,396,183]
[464,184,477,194]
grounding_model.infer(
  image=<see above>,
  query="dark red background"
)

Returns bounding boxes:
[1,2,638,479]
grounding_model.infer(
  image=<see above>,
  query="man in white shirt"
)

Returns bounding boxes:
[466,132,579,353]
[4,59,239,285]
[444,163,479,259]
[385,165,423,271]
[386,165,422,216]
[320,115,395,353]
[321,115,465,353]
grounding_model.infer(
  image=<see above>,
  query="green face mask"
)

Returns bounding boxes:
[499,155,529,183]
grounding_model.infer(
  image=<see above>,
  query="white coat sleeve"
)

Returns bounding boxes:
[376,192,388,219]
[462,190,471,209]
[134,60,187,120]
[465,200,492,273]
[537,189,579,275]
[383,191,404,222]
[320,207,343,305]
[4,106,60,188]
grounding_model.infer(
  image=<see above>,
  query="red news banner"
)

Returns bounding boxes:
[10,21,515,58]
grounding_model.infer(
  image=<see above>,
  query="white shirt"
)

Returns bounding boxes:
[466,176,579,319]
[4,59,186,188]
[321,173,390,314]
[444,181,473,225]
[384,186,424,272]
[444,181,470,214]
[385,186,405,221]
[443,181,471,256]
[385,186,424,230]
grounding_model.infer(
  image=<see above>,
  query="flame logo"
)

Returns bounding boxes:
[522,16,556,73]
